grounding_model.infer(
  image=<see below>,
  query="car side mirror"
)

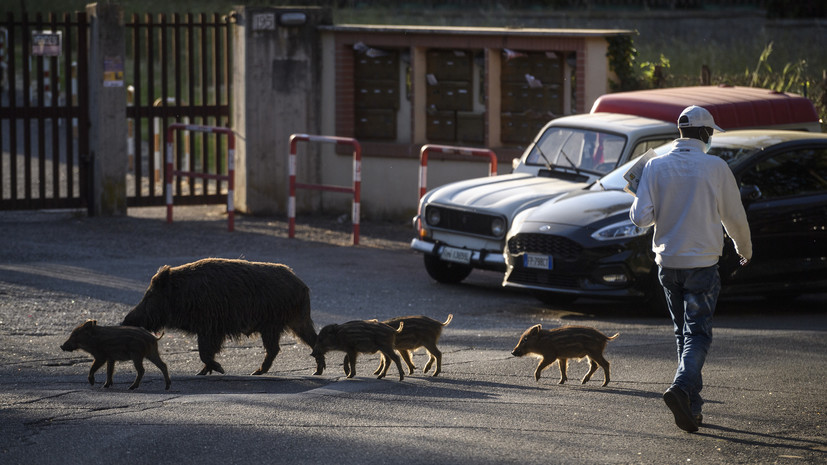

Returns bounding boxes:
[740,184,762,202]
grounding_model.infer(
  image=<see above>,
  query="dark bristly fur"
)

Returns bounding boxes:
[511,324,618,387]
[374,314,452,377]
[122,258,323,376]
[60,320,171,390]
[311,320,405,381]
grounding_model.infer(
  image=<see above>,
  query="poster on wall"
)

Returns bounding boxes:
[103,56,124,87]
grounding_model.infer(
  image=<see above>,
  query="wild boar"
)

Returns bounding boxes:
[122,258,323,376]
[375,314,452,377]
[311,320,405,381]
[511,324,618,386]
[60,319,171,390]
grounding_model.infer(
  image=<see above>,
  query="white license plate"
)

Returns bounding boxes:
[524,253,552,270]
[441,246,472,264]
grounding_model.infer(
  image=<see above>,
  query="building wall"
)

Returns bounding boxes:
[313,26,631,220]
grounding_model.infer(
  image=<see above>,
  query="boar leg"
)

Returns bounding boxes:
[129,358,146,390]
[313,355,326,376]
[422,343,442,376]
[147,352,172,390]
[581,357,599,385]
[345,352,358,378]
[533,358,554,382]
[88,359,106,386]
[373,354,388,376]
[196,334,225,376]
[104,359,116,388]
[585,353,611,387]
[290,319,325,375]
[557,358,568,384]
[252,327,282,376]
[343,354,353,377]
[378,349,404,381]
[288,317,318,349]
[398,351,416,375]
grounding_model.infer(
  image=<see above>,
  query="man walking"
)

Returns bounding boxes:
[629,105,752,433]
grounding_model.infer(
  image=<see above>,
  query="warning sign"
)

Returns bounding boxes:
[32,31,62,56]
[103,56,124,88]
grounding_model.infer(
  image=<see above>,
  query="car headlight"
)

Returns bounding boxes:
[426,207,441,226]
[491,217,506,237]
[591,220,650,241]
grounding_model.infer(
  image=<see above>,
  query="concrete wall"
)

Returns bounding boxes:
[87,3,127,216]
[231,7,332,215]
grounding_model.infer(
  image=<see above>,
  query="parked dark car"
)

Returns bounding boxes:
[503,130,827,312]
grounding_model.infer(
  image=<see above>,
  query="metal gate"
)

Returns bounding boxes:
[125,13,232,207]
[0,12,90,211]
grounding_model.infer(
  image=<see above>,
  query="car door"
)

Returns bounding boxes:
[722,143,827,292]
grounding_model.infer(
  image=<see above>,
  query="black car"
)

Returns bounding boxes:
[503,130,827,311]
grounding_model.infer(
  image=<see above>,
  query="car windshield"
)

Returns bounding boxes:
[593,140,760,191]
[524,127,626,175]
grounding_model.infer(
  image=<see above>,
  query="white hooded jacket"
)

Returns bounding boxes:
[630,138,753,269]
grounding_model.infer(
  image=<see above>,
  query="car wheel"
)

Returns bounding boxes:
[423,254,472,284]
[530,290,578,306]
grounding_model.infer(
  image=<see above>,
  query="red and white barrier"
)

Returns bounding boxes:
[418,144,498,200]
[165,123,235,232]
[289,134,361,245]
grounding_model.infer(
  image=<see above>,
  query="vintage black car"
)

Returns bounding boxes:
[503,130,827,312]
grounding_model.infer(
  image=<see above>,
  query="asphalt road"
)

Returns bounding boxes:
[1,206,825,464]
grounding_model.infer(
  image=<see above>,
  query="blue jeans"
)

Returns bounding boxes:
[658,264,721,417]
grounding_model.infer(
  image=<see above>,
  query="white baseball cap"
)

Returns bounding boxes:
[678,105,725,132]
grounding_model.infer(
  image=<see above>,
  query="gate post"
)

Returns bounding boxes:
[86,3,127,216]
[231,7,332,215]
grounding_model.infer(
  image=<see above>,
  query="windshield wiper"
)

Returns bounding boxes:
[558,148,582,176]
[532,140,583,177]
[531,141,553,171]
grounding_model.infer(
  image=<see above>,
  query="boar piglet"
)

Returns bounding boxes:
[60,320,171,390]
[512,324,618,387]
[375,314,452,377]
[122,258,323,377]
[311,320,405,381]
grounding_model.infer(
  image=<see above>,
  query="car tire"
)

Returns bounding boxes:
[530,290,578,306]
[423,254,472,284]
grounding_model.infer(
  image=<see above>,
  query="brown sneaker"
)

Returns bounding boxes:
[663,387,699,433]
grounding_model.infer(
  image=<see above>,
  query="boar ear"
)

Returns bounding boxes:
[530,324,542,334]
[152,265,172,288]
[83,319,97,328]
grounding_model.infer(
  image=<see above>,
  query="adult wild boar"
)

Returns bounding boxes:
[122,258,323,376]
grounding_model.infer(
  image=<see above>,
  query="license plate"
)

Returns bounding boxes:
[524,253,552,270]
[441,246,472,264]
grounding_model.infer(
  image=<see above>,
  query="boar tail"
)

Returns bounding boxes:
[442,314,453,326]
[155,330,165,340]
[607,332,619,341]
[395,322,404,333]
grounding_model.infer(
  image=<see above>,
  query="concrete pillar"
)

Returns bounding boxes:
[231,7,331,215]
[86,3,127,216]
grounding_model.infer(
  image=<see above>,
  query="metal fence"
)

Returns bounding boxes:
[0,12,90,211]
[125,12,232,207]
